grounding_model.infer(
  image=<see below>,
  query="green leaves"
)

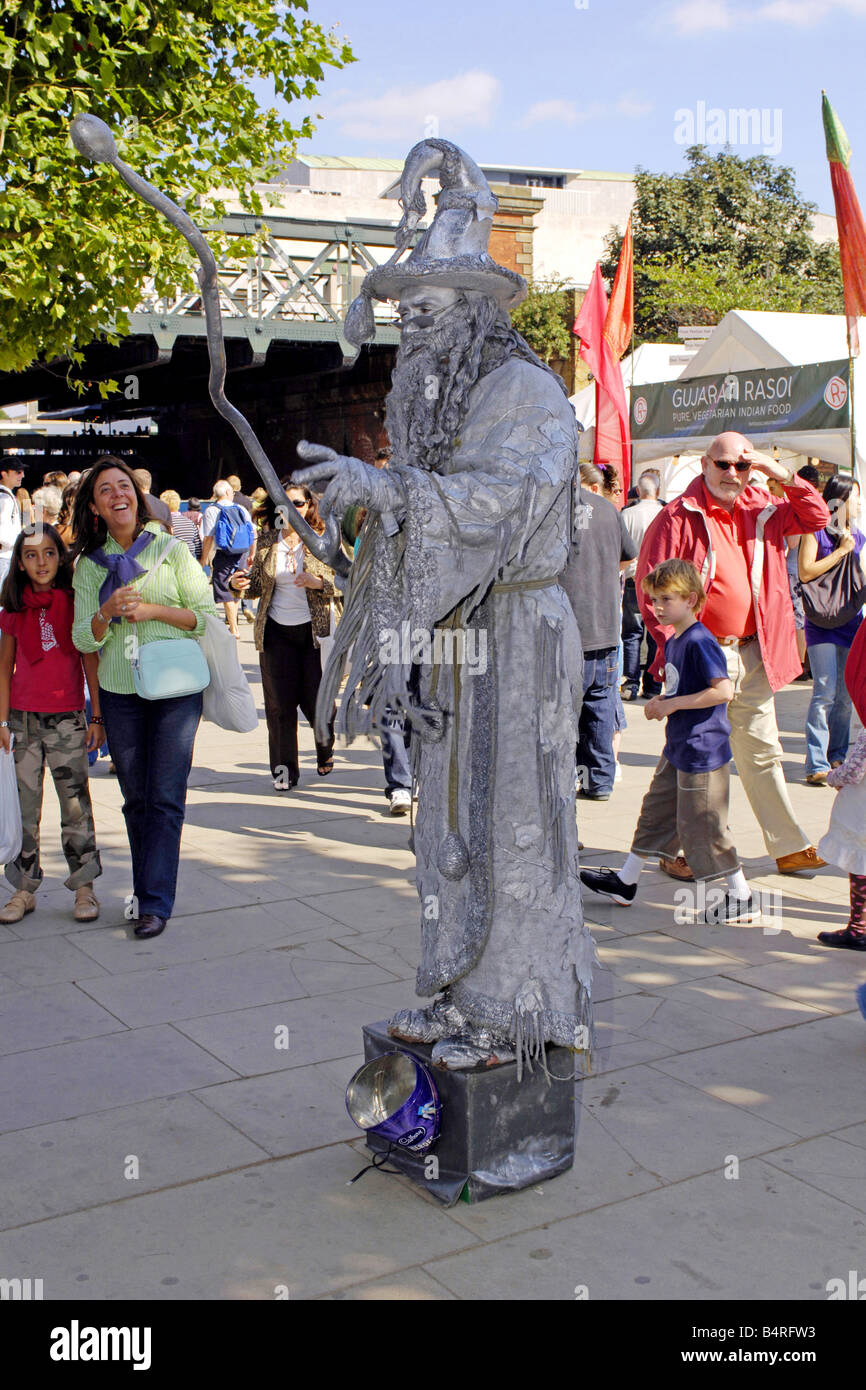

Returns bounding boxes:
[601,147,843,342]
[640,258,844,333]
[511,276,574,365]
[1,0,354,375]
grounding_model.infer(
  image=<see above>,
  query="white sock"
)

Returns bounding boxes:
[726,868,750,900]
[618,853,644,886]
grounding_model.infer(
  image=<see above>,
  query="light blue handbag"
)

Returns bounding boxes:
[128,541,210,701]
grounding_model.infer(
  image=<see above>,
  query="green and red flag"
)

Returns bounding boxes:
[823,91,866,356]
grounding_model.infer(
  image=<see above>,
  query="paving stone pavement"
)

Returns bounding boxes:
[0,632,863,1301]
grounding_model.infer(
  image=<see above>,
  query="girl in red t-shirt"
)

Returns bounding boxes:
[0,526,103,923]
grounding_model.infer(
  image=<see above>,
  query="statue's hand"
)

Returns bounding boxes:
[295,441,404,527]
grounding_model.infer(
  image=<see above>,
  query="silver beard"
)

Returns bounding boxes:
[384,293,505,473]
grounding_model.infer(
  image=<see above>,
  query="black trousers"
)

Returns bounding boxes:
[259,618,334,781]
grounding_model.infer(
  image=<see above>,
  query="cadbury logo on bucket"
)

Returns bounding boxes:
[346,1051,441,1153]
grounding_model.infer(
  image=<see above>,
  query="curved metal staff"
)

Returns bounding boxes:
[69,114,349,576]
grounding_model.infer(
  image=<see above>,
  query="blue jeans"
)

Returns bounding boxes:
[100,688,203,919]
[622,580,661,695]
[577,646,618,795]
[381,708,412,795]
[804,642,853,775]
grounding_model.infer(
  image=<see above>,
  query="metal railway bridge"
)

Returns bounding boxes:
[128,211,402,362]
[0,212,406,495]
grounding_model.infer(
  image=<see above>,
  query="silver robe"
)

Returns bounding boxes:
[326,356,597,1070]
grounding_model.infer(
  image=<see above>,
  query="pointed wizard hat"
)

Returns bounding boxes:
[344,138,527,348]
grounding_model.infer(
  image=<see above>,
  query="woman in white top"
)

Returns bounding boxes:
[231,482,338,790]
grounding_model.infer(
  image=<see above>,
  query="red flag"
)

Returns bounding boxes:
[604,214,634,362]
[823,92,866,356]
[572,264,608,378]
[594,375,630,497]
[573,246,632,496]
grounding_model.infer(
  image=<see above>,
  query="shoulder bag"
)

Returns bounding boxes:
[800,536,866,630]
[128,540,211,700]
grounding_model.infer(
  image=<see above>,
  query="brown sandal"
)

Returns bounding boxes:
[73,887,100,922]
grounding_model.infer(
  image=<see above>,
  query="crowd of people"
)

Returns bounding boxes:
[577,432,866,953]
[0,432,863,960]
[0,456,388,943]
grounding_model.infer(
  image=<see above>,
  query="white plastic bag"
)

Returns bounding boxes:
[0,737,23,865]
[199,614,258,732]
[318,599,338,672]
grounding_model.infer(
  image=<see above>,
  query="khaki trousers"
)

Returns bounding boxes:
[631,756,738,881]
[724,642,808,859]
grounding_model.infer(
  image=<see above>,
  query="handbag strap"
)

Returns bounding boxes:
[134,536,180,594]
[96,536,180,664]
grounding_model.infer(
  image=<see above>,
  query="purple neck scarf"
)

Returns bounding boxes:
[90,530,155,615]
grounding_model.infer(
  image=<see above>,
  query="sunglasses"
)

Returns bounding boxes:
[713,458,752,474]
[392,300,458,329]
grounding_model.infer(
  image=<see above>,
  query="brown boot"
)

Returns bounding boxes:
[0,889,36,923]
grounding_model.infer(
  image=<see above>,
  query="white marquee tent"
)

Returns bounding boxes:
[571,311,865,499]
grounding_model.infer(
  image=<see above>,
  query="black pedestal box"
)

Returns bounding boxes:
[360,1020,577,1207]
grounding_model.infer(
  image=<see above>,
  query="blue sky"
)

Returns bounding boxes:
[255,0,866,214]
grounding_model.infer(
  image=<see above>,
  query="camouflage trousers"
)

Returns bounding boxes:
[6,710,102,893]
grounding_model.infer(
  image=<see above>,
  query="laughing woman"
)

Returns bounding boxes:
[71,457,216,940]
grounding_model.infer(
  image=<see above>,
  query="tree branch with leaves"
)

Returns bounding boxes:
[601,146,843,342]
[510,275,574,365]
[0,0,353,374]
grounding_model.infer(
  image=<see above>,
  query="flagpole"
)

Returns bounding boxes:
[630,318,635,485]
[849,337,856,476]
[822,92,866,481]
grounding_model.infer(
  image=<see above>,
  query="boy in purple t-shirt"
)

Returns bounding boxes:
[581,558,756,924]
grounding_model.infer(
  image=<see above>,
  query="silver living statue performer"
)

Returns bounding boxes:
[296,140,598,1077]
[66,119,593,1076]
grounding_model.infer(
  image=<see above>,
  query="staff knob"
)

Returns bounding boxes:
[70,114,118,164]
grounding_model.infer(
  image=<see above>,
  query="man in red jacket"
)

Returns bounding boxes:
[636,431,830,877]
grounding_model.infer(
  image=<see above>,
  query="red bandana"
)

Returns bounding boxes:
[19,588,76,668]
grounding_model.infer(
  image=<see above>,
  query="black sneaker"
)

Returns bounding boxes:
[704,892,758,925]
[580,867,637,906]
